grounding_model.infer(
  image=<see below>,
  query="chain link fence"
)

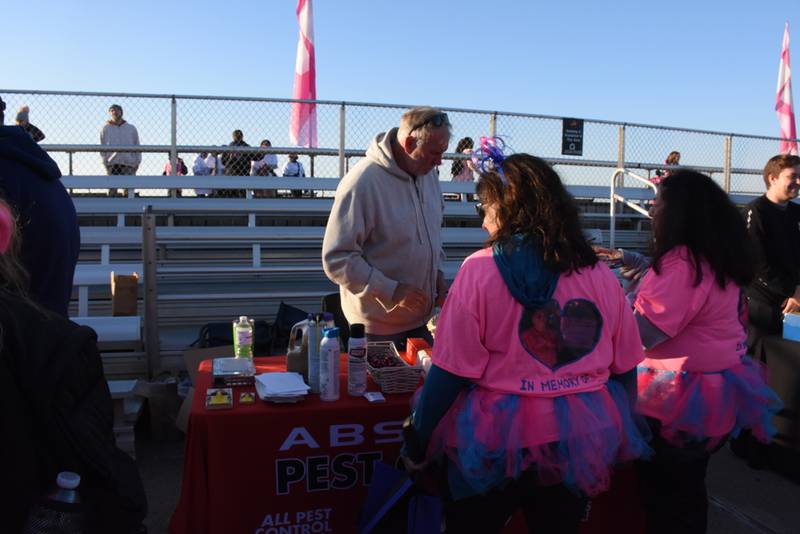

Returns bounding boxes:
[1,88,796,195]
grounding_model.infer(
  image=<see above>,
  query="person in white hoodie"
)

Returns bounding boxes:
[100,104,141,175]
[323,107,451,343]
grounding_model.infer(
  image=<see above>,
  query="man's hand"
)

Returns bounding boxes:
[435,270,448,307]
[593,246,623,262]
[393,283,430,313]
[401,454,428,474]
[782,288,800,315]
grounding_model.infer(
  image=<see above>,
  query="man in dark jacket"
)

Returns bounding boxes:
[744,153,800,346]
[0,97,80,316]
[219,129,253,198]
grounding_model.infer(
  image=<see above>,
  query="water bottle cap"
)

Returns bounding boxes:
[350,323,365,338]
[325,327,340,338]
[322,312,334,321]
[238,316,249,322]
[57,471,81,490]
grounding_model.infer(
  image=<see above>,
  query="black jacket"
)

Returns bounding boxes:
[745,195,800,303]
[0,126,79,316]
[221,140,254,176]
[0,292,146,533]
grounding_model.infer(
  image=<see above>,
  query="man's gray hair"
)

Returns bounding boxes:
[400,106,452,144]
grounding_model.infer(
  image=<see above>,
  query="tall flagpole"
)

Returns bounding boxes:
[290,0,317,148]
[777,21,798,155]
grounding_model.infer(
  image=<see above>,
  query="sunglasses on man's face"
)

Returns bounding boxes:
[475,202,485,219]
[408,112,448,134]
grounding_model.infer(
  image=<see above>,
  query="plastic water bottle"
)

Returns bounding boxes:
[322,312,335,330]
[307,314,320,393]
[347,323,367,396]
[320,327,341,402]
[233,315,254,359]
[23,472,83,534]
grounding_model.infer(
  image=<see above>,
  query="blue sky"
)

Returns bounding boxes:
[0,1,795,137]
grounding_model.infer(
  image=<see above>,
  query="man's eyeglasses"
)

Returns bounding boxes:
[475,202,485,219]
[408,112,448,134]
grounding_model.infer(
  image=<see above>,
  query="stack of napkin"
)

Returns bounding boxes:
[255,372,311,403]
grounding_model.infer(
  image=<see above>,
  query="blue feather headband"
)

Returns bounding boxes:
[471,136,508,185]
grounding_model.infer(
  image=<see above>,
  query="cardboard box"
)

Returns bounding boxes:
[183,345,234,382]
[175,386,195,433]
[176,345,234,433]
[134,378,182,441]
[111,272,139,316]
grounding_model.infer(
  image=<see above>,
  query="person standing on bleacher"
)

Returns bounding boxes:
[0,96,79,317]
[323,107,450,345]
[100,104,141,176]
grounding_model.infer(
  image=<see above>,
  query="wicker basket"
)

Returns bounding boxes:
[366,341,423,394]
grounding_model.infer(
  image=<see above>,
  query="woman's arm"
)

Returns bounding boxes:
[403,364,470,463]
[634,310,671,349]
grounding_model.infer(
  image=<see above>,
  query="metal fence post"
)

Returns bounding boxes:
[170,96,178,175]
[616,124,626,188]
[310,154,315,177]
[610,172,617,250]
[723,135,732,192]
[142,205,161,378]
[68,152,73,176]
[489,112,497,138]
[168,96,178,226]
[339,103,346,178]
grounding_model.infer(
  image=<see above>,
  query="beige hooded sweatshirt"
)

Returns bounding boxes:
[322,128,445,335]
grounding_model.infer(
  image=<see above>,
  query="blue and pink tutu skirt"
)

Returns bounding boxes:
[423,381,651,498]
[637,356,782,448]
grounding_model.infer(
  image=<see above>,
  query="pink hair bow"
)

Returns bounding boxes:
[0,204,14,254]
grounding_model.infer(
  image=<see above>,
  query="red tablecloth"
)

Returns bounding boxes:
[170,355,414,534]
[169,356,644,534]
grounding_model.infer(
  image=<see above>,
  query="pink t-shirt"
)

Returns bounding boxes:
[634,247,747,372]
[433,247,644,397]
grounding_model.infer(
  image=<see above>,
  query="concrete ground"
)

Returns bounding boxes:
[136,433,800,534]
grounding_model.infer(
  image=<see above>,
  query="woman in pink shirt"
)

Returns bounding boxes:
[632,170,781,534]
[402,150,650,533]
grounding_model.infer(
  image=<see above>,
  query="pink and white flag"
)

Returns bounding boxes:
[777,22,798,155]
[290,0,317,148]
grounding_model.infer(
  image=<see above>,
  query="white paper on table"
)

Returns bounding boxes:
[255,372,310,396]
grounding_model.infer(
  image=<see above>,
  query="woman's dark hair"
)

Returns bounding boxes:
[451,137,474,177]
[651,170,755,288]
[475,153,597,273]
[0,200,32,299]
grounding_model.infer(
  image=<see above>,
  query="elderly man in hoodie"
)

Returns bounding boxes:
[323,107,450,344]
[0,96,80,317]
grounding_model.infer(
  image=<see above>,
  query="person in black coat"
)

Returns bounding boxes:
[744,154,800,347]
[0,98,79,316]
[0,199,147,533]
[219,129,254,198]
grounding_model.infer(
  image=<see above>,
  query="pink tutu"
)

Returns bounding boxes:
[637,356,782,448]
[424,381,651,497]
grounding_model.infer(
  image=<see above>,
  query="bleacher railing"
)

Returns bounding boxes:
[2,88,796,193]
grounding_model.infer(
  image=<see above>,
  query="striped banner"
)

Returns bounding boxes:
[776,22,798,155]
[289,0,317,148]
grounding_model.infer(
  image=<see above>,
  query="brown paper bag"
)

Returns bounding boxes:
[111,271,139,316]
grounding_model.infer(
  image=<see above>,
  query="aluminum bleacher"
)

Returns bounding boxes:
[68,172,761,377]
